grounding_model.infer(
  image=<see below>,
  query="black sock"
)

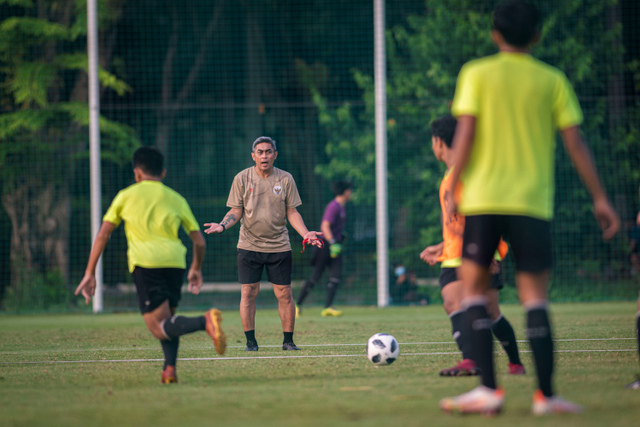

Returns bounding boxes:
[465,302,496,389]
[527,306,554,397]
[161,336,179,369]
[245,330,256,344]
[492,314,522,365]
[450,311,473,360]
[283,331,294,344]
[162,316,206,339]
[297,280,315,306]
[324,278,340,308]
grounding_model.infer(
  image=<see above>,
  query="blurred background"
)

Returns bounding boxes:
[0,0,639,312]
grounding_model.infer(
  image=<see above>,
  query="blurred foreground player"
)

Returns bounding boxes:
[421,115,524,377]
[628,185,640,390]
[204,137,322,351]
[76,147,226,384]
[296,180,352,317]
[439,0,619,415]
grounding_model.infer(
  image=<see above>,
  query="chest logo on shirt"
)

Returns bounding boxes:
[273,185,283,195]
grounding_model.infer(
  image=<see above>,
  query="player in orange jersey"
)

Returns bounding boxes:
[421,115,525,377]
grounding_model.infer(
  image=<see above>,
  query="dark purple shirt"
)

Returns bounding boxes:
[321,199,346,242]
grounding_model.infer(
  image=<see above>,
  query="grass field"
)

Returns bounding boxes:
[1,302,639,427]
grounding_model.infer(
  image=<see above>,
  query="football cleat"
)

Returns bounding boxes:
[321,307,343,317]
[282,342,301,351]
[244,341,259,351]
[508,362,526,375]
[205,308,227,355]
[625,376,640,390]
[161,365,177,384]
[440,385,505,416]
[439,359,481,377]
[532,390,584,415]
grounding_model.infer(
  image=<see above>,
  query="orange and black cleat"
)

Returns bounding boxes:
[205,308,227,355]
[161,365,178,384]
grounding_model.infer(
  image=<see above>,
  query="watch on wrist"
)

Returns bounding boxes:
[220,223,226,232]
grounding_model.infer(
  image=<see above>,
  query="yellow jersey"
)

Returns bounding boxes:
[451,52,583,220]
[103,180,200,272]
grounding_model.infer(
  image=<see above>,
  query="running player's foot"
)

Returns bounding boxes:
[204,308,226,355]
[161,365,177,384]
[245,341,259,351]
[440,385,505,415]
[532,390,584,415]
[439,359,481,377]
[282,342,301,350]
[508,362,526,375]
[626,375,640,389]
[321,307,343,317]
[295,304,301,319]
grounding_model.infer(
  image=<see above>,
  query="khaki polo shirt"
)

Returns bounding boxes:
[227,167,302,253]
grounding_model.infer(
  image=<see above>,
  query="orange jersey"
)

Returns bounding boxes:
[437,168,508,266]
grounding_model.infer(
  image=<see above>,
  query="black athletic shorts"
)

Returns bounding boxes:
[462,214,553,273]
[237,249,293,285]
[310,241,343,282]
[439,267,504,290]
[132,266,185,314]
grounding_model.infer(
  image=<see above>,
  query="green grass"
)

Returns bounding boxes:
[1,302,639,427]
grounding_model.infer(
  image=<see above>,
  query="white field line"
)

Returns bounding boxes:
[0,349,636,365]
[0,337,634,356]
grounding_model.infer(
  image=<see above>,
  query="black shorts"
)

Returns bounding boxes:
[439,267,504,290]
[238,249,293,285]
[310,241,343,281]
[462,214,552,273]
[132,267,185,314]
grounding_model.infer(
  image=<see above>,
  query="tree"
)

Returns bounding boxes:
[0,0,138,308]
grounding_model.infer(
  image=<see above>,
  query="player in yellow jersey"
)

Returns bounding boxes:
[439,0,619,416]
[421,115,524,377]
[75,147,226,384]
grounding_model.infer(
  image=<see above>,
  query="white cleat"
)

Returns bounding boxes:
[532,390,584,415]
[440,385,505,416]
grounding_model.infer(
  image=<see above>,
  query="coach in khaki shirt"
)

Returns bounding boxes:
[205,136,322,352]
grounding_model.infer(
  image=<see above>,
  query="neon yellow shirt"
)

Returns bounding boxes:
[103,180,200,272]
[451,52,583,220]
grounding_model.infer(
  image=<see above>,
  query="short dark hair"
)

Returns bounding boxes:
[430,115,457,148]
[331,180,352,196]
[492,0,540,48]
[252,136,277,152]
[132,146,164,177]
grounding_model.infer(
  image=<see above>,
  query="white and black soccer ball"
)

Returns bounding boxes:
[366,333,399,365]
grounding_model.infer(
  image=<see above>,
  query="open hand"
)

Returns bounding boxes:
[303,231,323,248]
[75,273,96,305]
[204,223,224,234]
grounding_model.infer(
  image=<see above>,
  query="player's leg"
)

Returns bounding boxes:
[266,251,299,350]
[507,215,582,414]
[322,254,343,317]
[440,215,504,415]
[626,292,640,389]
[297,244,330,312]
[486,274,525,374]
[238,249,264,351]
[439,271,478,376]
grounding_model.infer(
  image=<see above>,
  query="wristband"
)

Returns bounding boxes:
[220,223,226,233]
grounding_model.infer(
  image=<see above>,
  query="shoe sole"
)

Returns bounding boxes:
[161,377,177,384]
[206,309,226,355]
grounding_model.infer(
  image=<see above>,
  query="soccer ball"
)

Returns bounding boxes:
[366,333,399,365]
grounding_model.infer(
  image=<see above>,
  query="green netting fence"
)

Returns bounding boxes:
[1,0,639,313]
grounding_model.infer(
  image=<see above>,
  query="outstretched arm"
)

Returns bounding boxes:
[187,231,206,295]
[204,208,243,234]
[75,221,116,304]
[561,126,620,240]
[287,207,323,247]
